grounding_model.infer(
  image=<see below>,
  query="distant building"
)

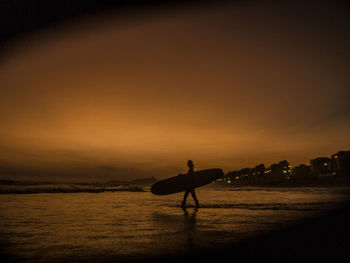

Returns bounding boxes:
[331,151,350,176]
[254,164,266,176]
[291,164,311,177]
[226,170,240,182]
[226,164,267,184]
[268,160,291,181]
[291,164,314,182]
[240,168,253,177]
[310,157,332,176]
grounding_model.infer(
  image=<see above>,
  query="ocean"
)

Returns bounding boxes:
[0,186,349,263]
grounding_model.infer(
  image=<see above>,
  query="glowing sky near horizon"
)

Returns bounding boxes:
[0,1,349,181]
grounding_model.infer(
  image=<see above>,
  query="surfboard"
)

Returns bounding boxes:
[151,168,224,195]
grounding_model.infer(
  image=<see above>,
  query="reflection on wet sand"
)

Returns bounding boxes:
[183,207,197,250]
[152,207,198,251]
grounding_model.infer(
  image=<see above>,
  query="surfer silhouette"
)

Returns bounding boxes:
[181,160,200,209]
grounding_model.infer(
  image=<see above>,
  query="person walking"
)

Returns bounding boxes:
[181,160,200,209]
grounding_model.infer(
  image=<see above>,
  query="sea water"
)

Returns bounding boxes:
[0,186,349,262]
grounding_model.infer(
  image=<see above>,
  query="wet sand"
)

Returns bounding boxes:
[139,201,350,263]
[0,187,349,263]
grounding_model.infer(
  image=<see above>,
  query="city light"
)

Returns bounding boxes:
[223,151,348,186]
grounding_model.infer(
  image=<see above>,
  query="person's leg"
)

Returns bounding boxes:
[182,191,190,207]
[190,189,200,208]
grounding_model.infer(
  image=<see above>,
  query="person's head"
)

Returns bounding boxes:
[187,160,194,168]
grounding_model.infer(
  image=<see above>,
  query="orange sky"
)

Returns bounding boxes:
[0,1,349,182]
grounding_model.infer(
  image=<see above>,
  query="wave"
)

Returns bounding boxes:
[0,185,146,194]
